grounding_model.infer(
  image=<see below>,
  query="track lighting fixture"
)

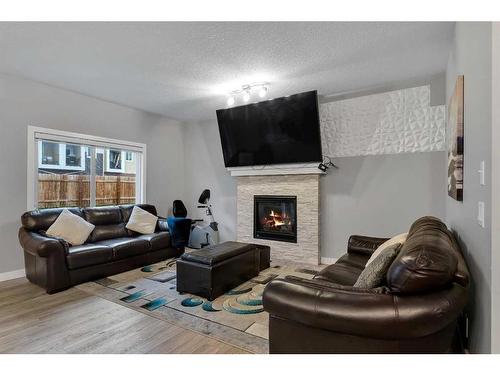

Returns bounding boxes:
[258,86,268,98]
[226,83,269,106]
[242,89,251,102]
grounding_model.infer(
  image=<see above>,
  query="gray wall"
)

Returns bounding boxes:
[320,152,446,258]
[183,120,237,243]
[491,22,500,354]
[0,74,185,274]
[445,22,492,353]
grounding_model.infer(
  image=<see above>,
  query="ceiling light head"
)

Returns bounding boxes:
[258,86,268,98]
[227,96,235,106]
[242,90,251,103]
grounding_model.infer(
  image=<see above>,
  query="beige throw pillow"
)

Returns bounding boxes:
[125,206,158,235]
[365,232,408,267]
[46,209,95,246]
[354,243,401,288]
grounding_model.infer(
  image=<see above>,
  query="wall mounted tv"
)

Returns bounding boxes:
[216,90,322,168]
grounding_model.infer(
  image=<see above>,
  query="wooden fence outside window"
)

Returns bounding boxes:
[37,174,136,208]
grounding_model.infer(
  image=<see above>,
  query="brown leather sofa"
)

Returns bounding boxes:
[19,204,182,294]
[263,216,470,354]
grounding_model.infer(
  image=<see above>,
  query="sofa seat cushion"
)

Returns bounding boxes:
[336,253,369,270]
[137,232,171,251]
[95,238,151,260]
[66,244,113,270]
[314,263,362,286]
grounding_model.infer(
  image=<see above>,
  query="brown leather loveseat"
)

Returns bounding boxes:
[263,216,470,353]
[19,204,181,294]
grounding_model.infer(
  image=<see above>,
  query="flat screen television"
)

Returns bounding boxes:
[216,90,322,168]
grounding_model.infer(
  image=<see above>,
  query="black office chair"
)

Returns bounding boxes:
[167,200,191,249]
[173,200,188,218]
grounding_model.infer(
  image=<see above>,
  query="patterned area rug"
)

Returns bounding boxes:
[76,258,320,353]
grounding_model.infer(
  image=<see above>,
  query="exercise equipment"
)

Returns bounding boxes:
[188,189,219,249]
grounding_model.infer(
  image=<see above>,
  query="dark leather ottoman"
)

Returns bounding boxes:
[176,241,270,300]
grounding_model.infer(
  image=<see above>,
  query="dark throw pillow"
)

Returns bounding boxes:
[354,243,401,289]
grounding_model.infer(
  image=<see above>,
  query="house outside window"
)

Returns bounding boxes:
[38,140,86,171]
[107,149,124,172]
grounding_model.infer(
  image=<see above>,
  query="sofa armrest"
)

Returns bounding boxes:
[263,276,466,340]
[347,235,389,256]
[18,228,66,258]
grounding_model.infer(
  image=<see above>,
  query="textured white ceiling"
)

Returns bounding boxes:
[0,22,454,122]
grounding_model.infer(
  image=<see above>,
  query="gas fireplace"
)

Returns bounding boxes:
[254,195,297,243]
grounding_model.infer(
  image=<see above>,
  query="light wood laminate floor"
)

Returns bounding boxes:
[0,278,249,354]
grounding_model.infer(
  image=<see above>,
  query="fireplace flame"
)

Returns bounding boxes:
[268,210,286,227]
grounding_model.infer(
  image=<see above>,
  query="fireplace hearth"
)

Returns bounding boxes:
[254,195,297,243]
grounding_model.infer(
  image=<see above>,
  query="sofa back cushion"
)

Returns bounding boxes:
[387,216,458,294]
[86,223,128,242]
[21,207,83,231]
[83,206,122,226]
[84,206,127,242]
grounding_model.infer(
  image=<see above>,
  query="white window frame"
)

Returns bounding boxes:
[38,140,87,171]
[27,126,147,210]
[125,151,134,161]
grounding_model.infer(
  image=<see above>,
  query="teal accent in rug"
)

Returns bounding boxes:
[202,301,221,312]
[181,297,204,307]
[225,287,253,295]
[236,295,263,306]
[141,298,168,311]
[222,302,264,315]
[140,265,154,272]
[120,290,147,303]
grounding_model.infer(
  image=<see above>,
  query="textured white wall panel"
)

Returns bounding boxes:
[319,85,446,157]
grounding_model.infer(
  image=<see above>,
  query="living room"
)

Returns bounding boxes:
[1,1,499,372]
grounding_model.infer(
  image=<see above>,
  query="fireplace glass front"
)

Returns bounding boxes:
[254,195,297,243]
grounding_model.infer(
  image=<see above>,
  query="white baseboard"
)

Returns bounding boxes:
[0,269,26,282]
[320,257,337,265]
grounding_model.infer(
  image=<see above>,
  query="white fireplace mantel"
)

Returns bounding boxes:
[227,163,325,177]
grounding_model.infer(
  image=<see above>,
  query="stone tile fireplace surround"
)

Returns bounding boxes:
[236,174,320,265]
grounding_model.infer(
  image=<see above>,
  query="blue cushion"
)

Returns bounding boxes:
[167,217,192,248]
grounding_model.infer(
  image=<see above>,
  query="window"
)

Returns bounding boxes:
[38,141,86,170]
[65,144,82,167]
[41,141,59,165]
[28,127,146,210]
[106,149,124,172]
